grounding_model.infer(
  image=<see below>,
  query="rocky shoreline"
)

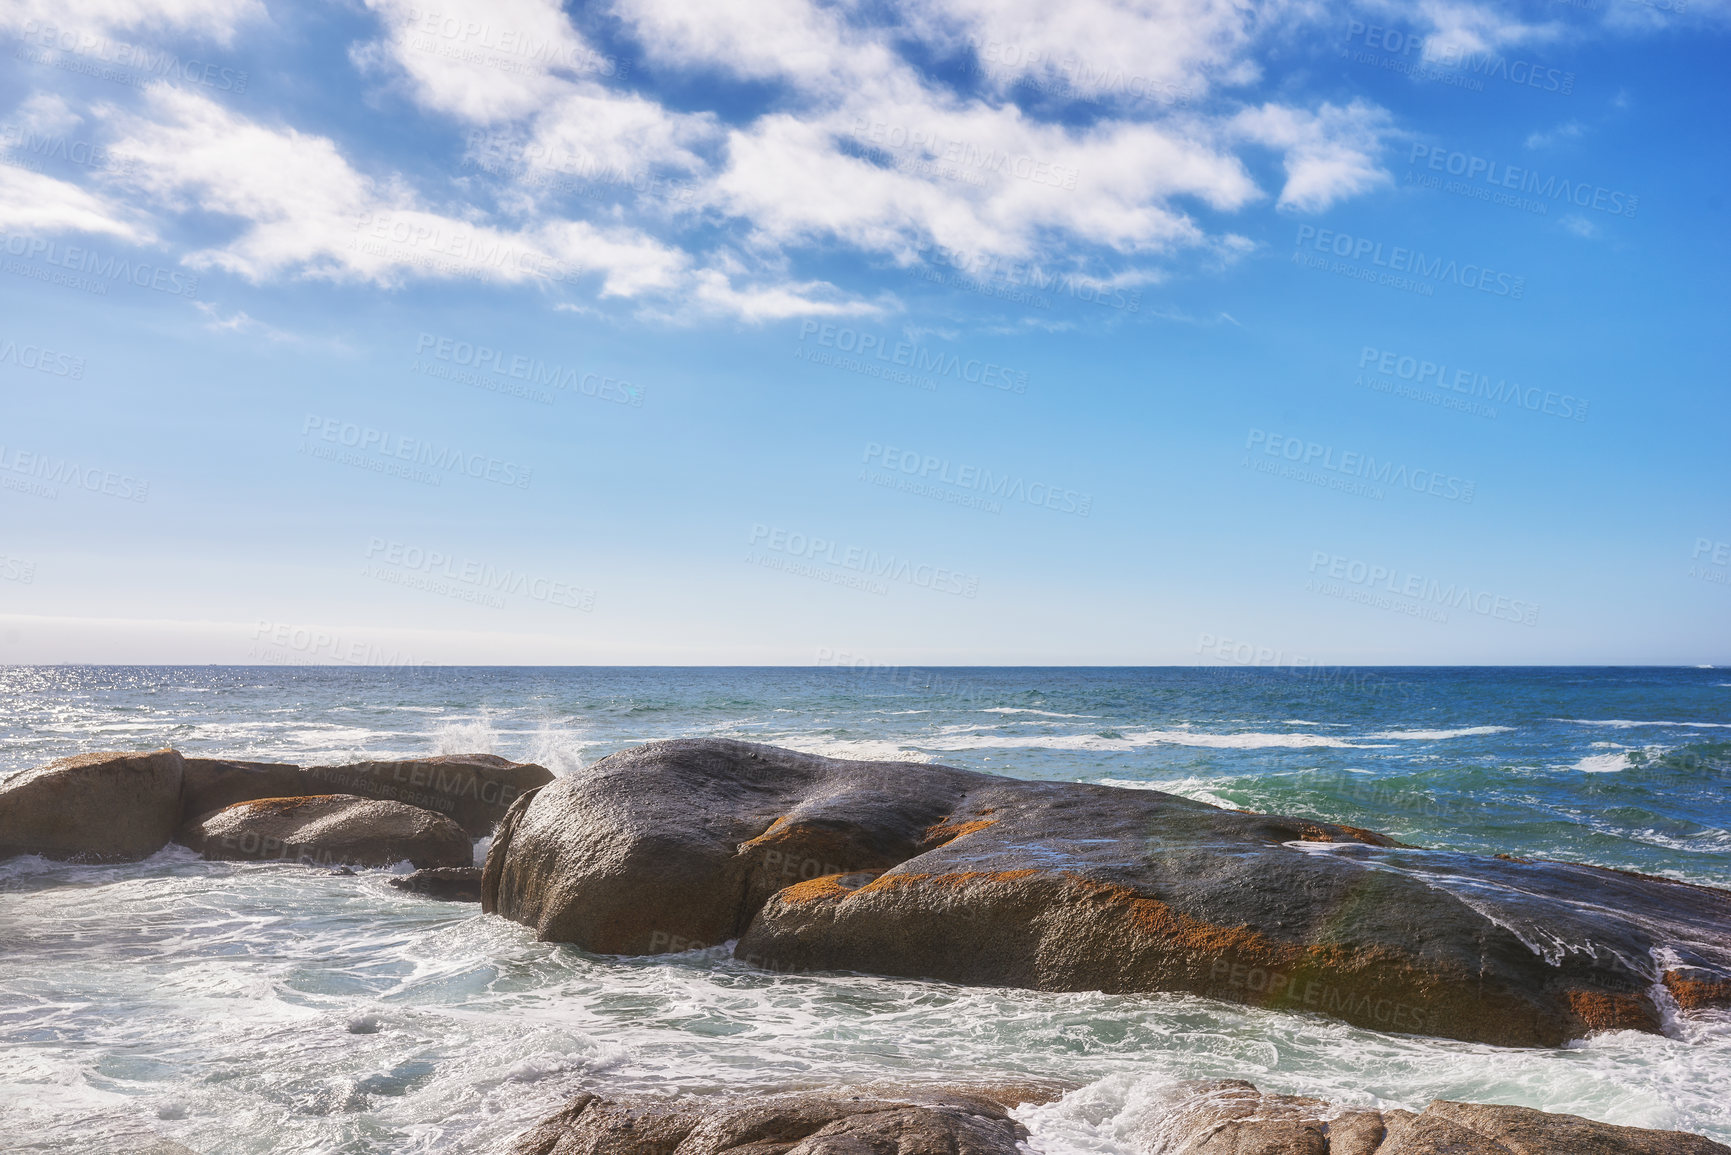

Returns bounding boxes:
[5,737,1731,1153]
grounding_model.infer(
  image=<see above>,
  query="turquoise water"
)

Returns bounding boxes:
[1,666,1728,1152]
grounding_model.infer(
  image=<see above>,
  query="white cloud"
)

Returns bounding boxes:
[1525,121,1585,150]
[902,0,1253,105]
[690,269,884,322]
[0,163,146,238]
[359,0,598,124]
[1230,101,1394,212]
[9,93,84,135]
[0,0,264,44]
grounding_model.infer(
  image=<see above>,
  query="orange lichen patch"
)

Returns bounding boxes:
[1063,876,1299,966]
[853,869,1039,897]
[738,815,794,850]
[1662,971,1731,1011]
[1565,988,1657,1032]
[921,815,999,847]
[779,874,871,905]
[236,795,337,817]
[1293,820,1400,847]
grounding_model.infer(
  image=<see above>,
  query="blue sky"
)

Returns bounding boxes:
[0,0,1726,665]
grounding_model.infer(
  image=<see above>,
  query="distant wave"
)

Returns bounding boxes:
[980,708,1101,718]
[1365,726,1514,740]
[923,729,1371,751]
[1558,719,1731,729]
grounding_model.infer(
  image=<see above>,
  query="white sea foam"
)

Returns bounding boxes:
[981,708,1102,718]
[1100,776,1243,809]
[1366,726,1514,740]
[433,715,502,754]
[922,729,1372,752]
[1558,719,1731,729]
[1574,752,1631,773]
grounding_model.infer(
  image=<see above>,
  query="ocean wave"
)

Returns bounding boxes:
[1365,726,1514,740]
[1573,752,1631,773]
[1558,719,1731,729]
[1099,775,1243,809]
[922,729,1373,751]
[980,708,1102,718]
[775,737,936,763]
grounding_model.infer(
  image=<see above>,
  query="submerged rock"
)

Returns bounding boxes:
[183,753,552,836]
[182,794,472,869]
[513,1081,1730,1155]
[510,1088,1032,1155]
[483,739,1731,1048]
[390,865,484,901]
[0,748,185,862]
[1090,1079,1731,1154]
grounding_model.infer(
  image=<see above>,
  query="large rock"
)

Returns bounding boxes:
[483,739,1731,1048]
[1125,1080,1730,1154]
[179,756,322,823]
[0,749,185,861]
[181,754,553,836]
[181,794,472,869]
[511,1081,1731,1155]
[299,754,552,836]
[510,1088,1032,1155]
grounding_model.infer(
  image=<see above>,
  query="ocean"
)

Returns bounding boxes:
[2,665,1728,1152]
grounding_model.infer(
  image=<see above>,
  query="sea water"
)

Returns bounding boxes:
[1,666,1727,1153]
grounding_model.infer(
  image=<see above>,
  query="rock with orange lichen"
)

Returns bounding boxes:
[481,738,1731,1048]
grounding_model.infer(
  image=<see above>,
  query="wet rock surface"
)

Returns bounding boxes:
[511,1081,1731,1155]
[483,739,1731,1048]
[390,865,485,901]
[184,753,552,836]
[180,794,474,869]
[0,748,185,862]
[509,1088,1032,1155]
